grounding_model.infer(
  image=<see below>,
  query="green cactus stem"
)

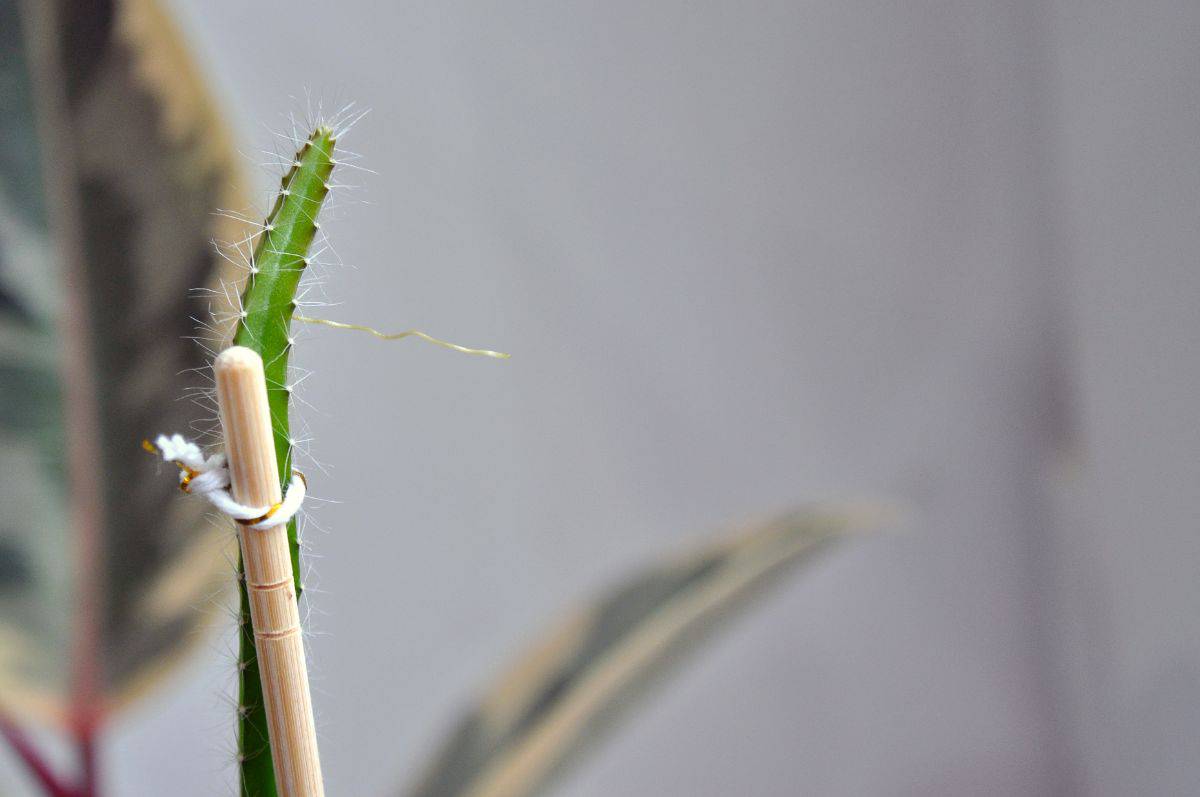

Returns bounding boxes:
[230,125,335,796]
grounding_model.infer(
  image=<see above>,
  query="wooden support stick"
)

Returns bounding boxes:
[215,346,324,797]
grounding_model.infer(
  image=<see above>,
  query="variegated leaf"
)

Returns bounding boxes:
[405,508,868,797]
[0,0,247,725]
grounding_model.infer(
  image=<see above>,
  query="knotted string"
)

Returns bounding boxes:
[145,433,306,530]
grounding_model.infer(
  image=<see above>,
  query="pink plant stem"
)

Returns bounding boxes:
[15,1,107,791]
[75,722,98,797]
[0,711,76,797]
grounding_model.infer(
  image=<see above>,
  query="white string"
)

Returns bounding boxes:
[150,433,306,530]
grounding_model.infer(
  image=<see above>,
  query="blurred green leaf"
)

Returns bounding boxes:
[405,508,867,797]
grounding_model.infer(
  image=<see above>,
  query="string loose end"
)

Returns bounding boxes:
[293,314,510,359]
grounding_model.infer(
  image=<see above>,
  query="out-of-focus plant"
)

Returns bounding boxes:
[0,0,248,794]
[404,510,856,797]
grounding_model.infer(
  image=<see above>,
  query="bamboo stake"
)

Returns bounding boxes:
[215,346,324,797]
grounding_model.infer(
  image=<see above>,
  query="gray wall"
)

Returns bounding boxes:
[11,1,1199,794]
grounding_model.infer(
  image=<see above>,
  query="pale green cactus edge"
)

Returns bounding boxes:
[231,125,335,796]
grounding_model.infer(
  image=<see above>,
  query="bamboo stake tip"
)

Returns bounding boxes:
[215,345,263,375]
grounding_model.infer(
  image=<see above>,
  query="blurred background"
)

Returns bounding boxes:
[1,0,1198,794]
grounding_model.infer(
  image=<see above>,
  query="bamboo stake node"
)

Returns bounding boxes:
[215,345,324,797]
